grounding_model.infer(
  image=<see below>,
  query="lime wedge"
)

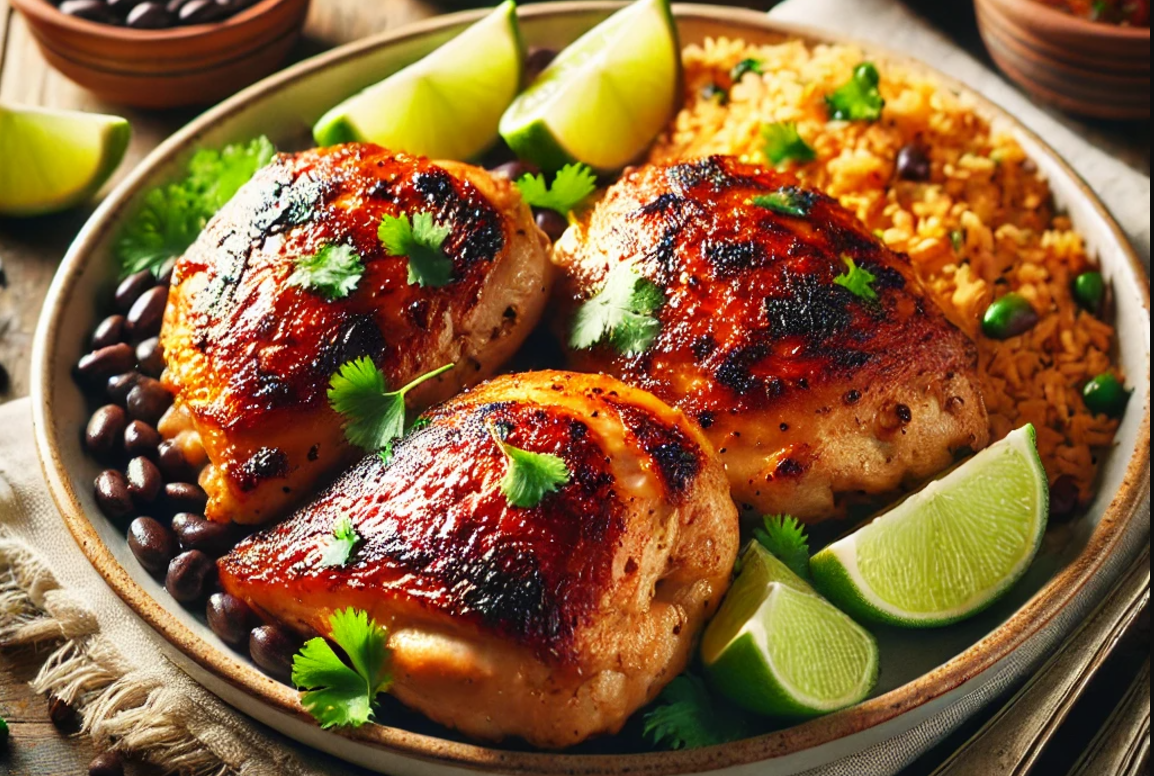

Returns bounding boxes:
[313,0,523,160]
[0,104,130,217]
[810,425,1049,628]
[701,542,879,718]
[498,0,680,173]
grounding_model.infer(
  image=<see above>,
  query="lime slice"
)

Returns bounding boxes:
[701,542,879,718]
[0,104,130,217]
[498,0,680,173]
[313,1,522,160]
[810,425,1049,628]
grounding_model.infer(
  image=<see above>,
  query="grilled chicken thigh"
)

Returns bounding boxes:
[555,156,989,521]
[218,371,739,748]
[160,144,552,525]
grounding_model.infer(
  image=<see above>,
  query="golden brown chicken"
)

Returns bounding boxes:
[160,144,552,525]
[217,371,739,748]
[554,156,989,522]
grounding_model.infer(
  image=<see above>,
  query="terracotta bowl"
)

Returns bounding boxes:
[974,0,1150,119]
[9,0,311,109]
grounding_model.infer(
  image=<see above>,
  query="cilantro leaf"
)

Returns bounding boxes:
[754,514,811,580]
[826,62,885,122]
[730,57,763,83]
[515,163,597,216]
[378,212,453,288]
[320,516,361,568]
[570,262,665,356]
[750,186,817,218]
[327,357,454,453]
[833,256,879,301]
[701,82,729,105]
[489,424,570,508]
[761,122,816,165]
[287,244,365,301]
[643,674,750,750]
[115,136,275,277]
[291,608,392,729]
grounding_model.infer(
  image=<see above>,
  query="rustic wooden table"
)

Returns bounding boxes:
[0,0,1148,774]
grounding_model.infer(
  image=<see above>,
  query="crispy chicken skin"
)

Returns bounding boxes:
[160,144,552,525]
[218,371,739,748]
[555,156,989,521]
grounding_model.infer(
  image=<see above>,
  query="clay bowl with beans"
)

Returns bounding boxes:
[9,0,311,108]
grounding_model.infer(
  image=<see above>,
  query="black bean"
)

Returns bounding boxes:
[524,47,557,82]
[135,336,165,378]
[156,439,195,481]
[165,482,208,513]
[126,456,163,506]
[165,0,192,13]
[85,405,127,459]
[215,0,258,12]
[48,695,79,731]
[114,270,155,314]
[1049,475,1080,522]
[126,376,172,425]
[0,362,9,395]
[105,371,143,406]
[126,286,168,342]
[156,257,177,286]
[206,593,255,646]
[249,625,300,682]
[0,254,7,287]
[127,517,177,574]
[535,210,568,242]
[171,512,234,556]
[94,470,134,520]
[178,0,228,23]
[165,550,215,603]
[107,0,146,15]
[123,420,161,459]
[77,343,135,382]
[127,2,174,28]
[59,0,116,22]
[489,160,538,181]
[91,315,127,350]
[88,751,125,776]
[896,142,932,182]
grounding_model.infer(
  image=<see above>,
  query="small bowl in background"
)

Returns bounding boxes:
[974,0,1150,119]
[9,0,312,109]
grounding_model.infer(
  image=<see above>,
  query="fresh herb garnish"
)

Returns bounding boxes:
[378,212,453,288]
[950,229,965,252]
[730,57,763,83]
[515,163,597,216]
[115,136,276,277]
[750,186,817,218]
[700,82,729,105]
[826,62,885,122]
[287,243,365,301]
[761,122,816,165]
[571,262,665,356]
[291,608,392,729]
[327,357,454,454]
[488,424,571,508]
[754,514,811,580]
[833,256,879,301]
[643,674,750,750]
[320,515,361,568]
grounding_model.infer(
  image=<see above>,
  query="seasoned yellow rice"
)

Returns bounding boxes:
[650,38,1122,504]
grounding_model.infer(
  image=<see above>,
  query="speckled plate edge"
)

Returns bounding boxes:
[30,4,1151,775]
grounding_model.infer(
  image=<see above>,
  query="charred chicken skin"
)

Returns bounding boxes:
[555,156,989,521]
[218,371,739,748]
[160,144,552,525]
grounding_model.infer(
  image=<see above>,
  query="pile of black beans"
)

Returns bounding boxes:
[54,0,258,30]
[76,263,301,683]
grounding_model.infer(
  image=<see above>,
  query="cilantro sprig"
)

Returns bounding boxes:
[826,62,885,122]
[570,262,665,356]
[378,212,453,288]
[115,136,276,277]
[320,516,361,568]
[761,122,816,166]
[515,163,597,216]
[643,674,750,750]
[327,357,454,455]
[488,424,570,508]
[833,256,879,301]
[754,514,811,580]
[287,244,365,301]
[750,186,817,218]
[730,57,763,83]
[291,608,392,729]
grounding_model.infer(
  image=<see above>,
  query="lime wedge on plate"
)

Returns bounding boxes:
[499,0,680,173]
[313,0,523,160]
[811,425,1049,628]
[701,542,879,718]
[0,104,130,217]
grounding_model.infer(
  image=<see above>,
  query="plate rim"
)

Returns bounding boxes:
[29,3,1152,774]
